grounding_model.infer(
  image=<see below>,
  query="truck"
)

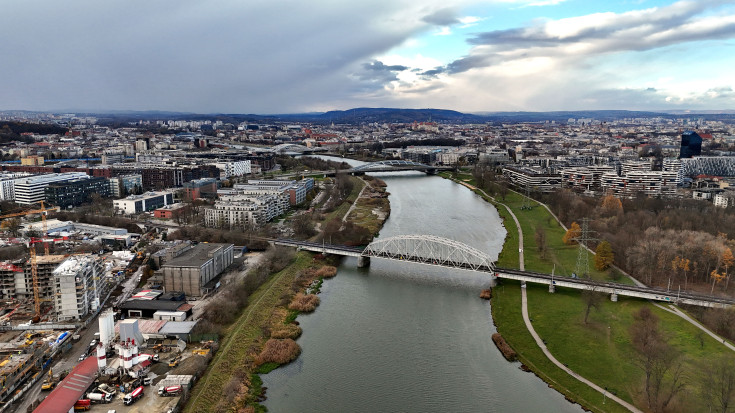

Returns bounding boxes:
[158,385,182,397]
[73,399,91,411]
[97,383,116,397]
[123,386,144,405]
[87,392,113,403]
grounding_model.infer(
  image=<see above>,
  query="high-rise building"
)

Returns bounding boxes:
[679,131,702,159]
[45,176,111,208]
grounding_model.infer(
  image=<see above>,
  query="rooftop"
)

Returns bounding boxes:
[163,243,232,268]
[34,356,98,413]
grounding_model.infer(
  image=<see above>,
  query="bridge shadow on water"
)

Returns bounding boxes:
[343,255,494,291]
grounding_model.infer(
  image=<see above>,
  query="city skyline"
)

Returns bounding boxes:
[2,0,735,114]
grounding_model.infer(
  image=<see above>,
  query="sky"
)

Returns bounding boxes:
[2,0,735,114]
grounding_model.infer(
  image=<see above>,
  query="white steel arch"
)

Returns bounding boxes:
[271,143,308,153]
[363,235,495,272]
[352,160,431,172]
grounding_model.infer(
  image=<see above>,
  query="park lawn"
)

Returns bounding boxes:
[185,253,313,413]
[348,196,389,235]
[524,282,733,412]
[491,281,631,413]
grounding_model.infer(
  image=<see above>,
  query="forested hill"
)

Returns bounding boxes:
[0,121,68,143]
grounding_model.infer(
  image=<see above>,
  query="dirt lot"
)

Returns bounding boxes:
[88,387,180,413]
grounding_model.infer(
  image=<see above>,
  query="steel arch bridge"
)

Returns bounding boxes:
[362,235,496,272]
[271,143,308,153]
[352,160,433,172]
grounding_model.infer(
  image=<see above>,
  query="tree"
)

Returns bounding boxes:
[630,307,685,412]
[594,240,614,270]
[534,225,548,259]
[581,288,602,324]
[711,269,726,295]
[700,355,735,413]
[723,248,734,291]
[562,222,581,245]
[600,194,623,216]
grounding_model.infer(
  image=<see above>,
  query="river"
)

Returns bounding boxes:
[262,157,582,412]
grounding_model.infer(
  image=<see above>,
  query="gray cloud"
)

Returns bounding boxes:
[357,60,410,84]
[421,8,459,26]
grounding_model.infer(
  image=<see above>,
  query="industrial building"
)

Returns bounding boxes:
[161,243,234,296]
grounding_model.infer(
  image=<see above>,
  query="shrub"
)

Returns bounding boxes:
[288,293,320,312]
[315,265,337,278]
[256,339,301,365]
[271,323,303,340]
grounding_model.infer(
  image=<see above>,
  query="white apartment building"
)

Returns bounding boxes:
[0,172,31,201]
[14,172,89,205]
[600,171,677,198]
[53,255,102,321]
[212,160,251,178]
[205,201,265,228]
[109,174,143,198]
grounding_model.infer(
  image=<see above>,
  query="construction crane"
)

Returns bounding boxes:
[0,201,58,220]
[28,237,42,320]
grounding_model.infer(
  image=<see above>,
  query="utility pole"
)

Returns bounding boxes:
[574,218,597,278]
[521,183,533,210]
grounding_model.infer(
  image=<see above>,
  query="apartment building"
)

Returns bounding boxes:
[502,166,562,193]
[600,171,677,198]
[44,176,111,208]
[0,172,31,201]
[109,174,143,198]
[54,255,102,321]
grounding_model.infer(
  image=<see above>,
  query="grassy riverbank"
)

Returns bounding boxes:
[185,252,314,413]
[443,170,735,412]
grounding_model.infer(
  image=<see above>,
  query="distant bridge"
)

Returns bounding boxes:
[270,236,735,309]
[347,160,454,175]
[270,144,327,154]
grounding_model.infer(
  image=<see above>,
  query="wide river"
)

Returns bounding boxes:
[263,157,582,412]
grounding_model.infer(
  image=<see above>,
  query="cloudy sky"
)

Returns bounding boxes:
[2,0,735,113]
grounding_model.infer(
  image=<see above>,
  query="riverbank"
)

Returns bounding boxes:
[184,169,392,412]
[442,170,735,412]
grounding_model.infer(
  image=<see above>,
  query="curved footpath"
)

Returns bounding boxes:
[456,180,641,413]
[504,187,735,352]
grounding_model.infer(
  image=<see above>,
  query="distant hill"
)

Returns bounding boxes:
[12,107,735,125]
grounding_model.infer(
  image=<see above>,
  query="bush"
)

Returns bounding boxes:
[315,265,337,278]
[288,293,320,312]
[256,339,301,365]
[271,323,303,340]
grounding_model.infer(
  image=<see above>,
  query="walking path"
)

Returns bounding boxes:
[342,178,368,223]
[453,178,640,412]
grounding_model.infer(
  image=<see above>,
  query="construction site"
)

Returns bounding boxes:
[0,202,148,412]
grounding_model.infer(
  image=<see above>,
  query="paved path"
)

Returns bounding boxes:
[455,179,641,412]
[342,178,368,223]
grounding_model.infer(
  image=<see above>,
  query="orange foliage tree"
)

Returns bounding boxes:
[562,222,581,245]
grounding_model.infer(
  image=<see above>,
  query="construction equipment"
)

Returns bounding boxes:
[0,201,59,221]
[41,369,56,391]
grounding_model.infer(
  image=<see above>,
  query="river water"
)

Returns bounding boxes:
[262,158,582,412]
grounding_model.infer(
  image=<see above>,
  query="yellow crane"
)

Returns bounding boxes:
[0,201,57,320]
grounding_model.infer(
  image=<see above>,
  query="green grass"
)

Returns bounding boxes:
[185,252,313,413]
[255,362,280,374]
[441,173,732,411]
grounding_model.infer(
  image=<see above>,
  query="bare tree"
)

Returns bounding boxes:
[581,288,602,324]
[700,355,735,413]
[630,307,686,412]
[534,225,548,259]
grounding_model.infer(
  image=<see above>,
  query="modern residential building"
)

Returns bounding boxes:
[161,243,234,296]
[101,151,126,165]
[0,172,31,201]
[502,166,563,192]
[13,172,89,205]
[0,255,66,301]
[204,200,266,228]
[44,176,111,208]
[109,174,143,198]
[600,171,678,198]
[113,191,175,214]
[20,156,44,166]
[680,156,735,178]
[212,160,251,178]
[53,255,103,321]
[560,166,616,191]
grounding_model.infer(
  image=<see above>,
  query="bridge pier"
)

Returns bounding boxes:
[610,292,618,302]
[548,283,555,293]
[488,277,497,288]
[357,256,370,268]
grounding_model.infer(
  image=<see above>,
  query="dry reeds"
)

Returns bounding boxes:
[315,265,337,278]
[288,293,320,312]
[271,323,303,340]
[480,289,492,300]
[492,333,517,361]
[256,339,301,365]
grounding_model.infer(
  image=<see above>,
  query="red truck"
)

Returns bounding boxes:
[73,399,91,411]
[158,385,182,397]
[123,386,144,405]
